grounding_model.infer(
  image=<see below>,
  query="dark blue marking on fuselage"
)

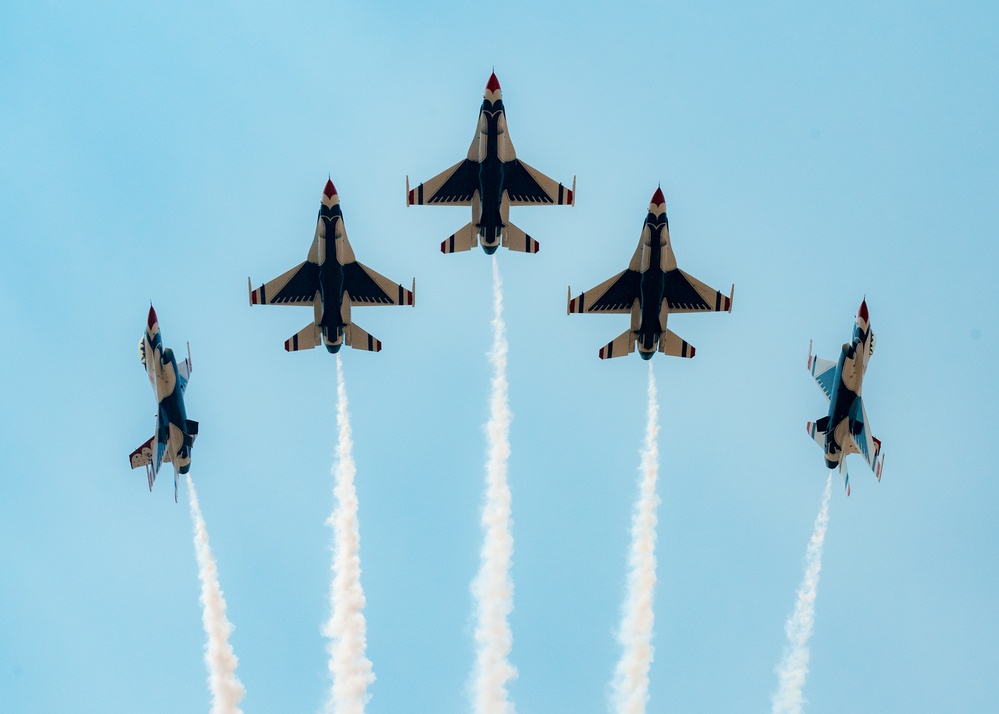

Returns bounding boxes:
[824,341,862,459]
[636,219,669,352]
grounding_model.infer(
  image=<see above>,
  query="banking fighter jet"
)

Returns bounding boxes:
[129,306,198,502]
[567,187,733,359]
[406,72,575,255]
[249,179,415,353]
[806,299,885,495]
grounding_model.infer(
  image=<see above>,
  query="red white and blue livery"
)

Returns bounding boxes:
[129,306,197,502]
[406,72,575,255]
[249,179,415,354]
[567,187,733,359]
[806,299,885,495]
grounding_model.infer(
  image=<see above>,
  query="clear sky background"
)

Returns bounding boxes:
[2,1,998,712]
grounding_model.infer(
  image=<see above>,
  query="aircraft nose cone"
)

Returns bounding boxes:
[858,298,869,322]
[147,305,158,329]
[323,178,337,199]
[485,72,501,94]
[650,186,666,207]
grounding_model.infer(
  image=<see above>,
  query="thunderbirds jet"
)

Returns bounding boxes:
[248,179,415,353]
[406,72,575,255]
[129,306,198,502]
[567,187,733,360]
[806,299,885,495]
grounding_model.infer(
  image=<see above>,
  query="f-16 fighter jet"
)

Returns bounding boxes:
[567,187,733,360]
[248,179,415,353]
[406,72,575,255]
[129,306,198,502]
[806,299,885,495]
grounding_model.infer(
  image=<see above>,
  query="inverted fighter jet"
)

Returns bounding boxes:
[406,72,575,255]
[248,179,415,353]
[806,299,885,495]
[129,306,198,502]
[567,187,733,360]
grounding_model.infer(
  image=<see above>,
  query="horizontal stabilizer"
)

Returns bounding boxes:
[345,323,382,352]
[285,323,321,352]
[441,223,478,254]
[659,329,696,358]
[186,420,199,443]
[805,421,825,448]
[598,329,635,359]
[130,436,172,492]
[502,222,540,253]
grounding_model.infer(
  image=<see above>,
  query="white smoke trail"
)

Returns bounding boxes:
[470,256,517,714]
[186,474,246,714]
[321,355,375,714]
[771,471,834,714]
[610,362,661,714]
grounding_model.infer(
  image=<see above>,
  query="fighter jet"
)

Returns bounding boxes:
[806,299,885,495]
[248,179,415,353]
[129,306,198,502]
[567,187,733,360]
[406,72,575,255]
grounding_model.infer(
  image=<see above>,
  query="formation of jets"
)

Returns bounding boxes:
[131,71,885,496]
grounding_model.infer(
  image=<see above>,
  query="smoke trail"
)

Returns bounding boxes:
[470,256,517,714]
[610,362,661,714]
[321,355,375,714]
[771,471,834,714]
[186,474,246,714]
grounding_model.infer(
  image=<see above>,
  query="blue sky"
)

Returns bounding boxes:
[2,1,998,712]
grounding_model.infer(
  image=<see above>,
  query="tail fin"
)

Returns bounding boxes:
[345,323,382,352]
[598,329,635,359]
[502,222,540,253]
[659,329,696,358]
[285,323,321,352]
[441,223,478,254]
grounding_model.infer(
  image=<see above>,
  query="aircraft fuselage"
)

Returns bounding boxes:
[821,321,872,469]
[316,202,349,352]
[475,100,507,253]
[636,214,669,359]
[142,313,194,474]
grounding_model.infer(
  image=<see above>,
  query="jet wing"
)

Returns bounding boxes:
[807,343,838,403]
[343,262,415,306]
[568,270,641,314]
[504,160,574,206]
[249,261,320,306]
[408,159,479,205]
[851,398,885,479]
[663,270,734,313]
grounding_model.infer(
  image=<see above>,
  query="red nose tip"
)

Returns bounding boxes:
[651,187,666,206]
[147,305,158,329]
[323,179,337,198]
[858,299,869,322]
[486,72,501,93]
